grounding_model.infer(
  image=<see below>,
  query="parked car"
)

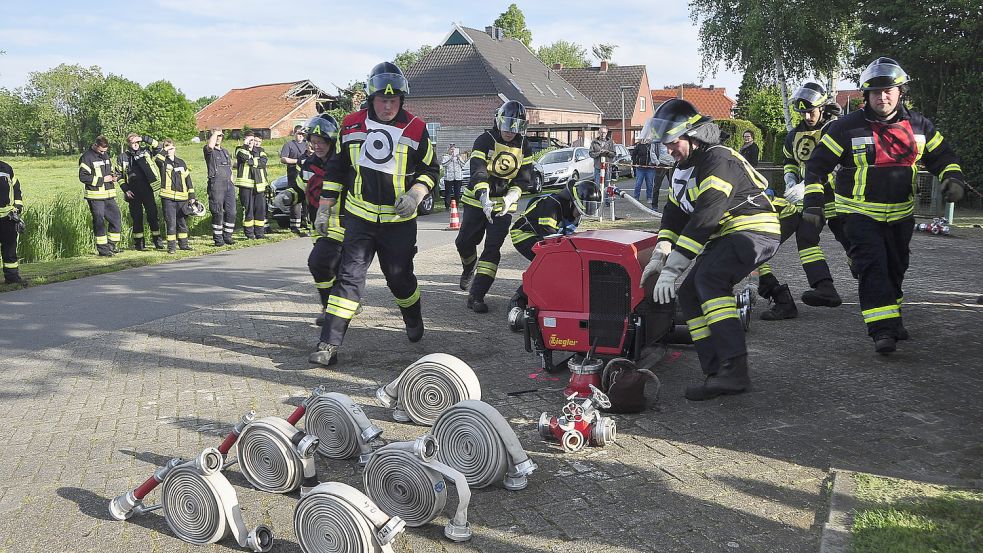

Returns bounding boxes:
[610,144,634,181]
[267,174,437,222]
[526,136,567,155]
[538,147,594,188]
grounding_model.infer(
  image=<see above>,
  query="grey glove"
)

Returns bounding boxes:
[783,172,798,189]
[498,188,521,216]
[653,251,690,304]
[272,190,294,211]
[8,211,25,234]
[313,202,333,237]
[783,181,806,204]
[394,186,427,218]
[641,240,672,288]
[801,206,825,230]
[940,177,966,203]
[479,191,494,222]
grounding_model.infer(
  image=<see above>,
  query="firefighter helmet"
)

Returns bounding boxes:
[183,198,207,217]
[366,62,409,98]
[495,100,528,135]
[560,179,602,217]
[639,99,712,144]
[859,57,911,91]
[304,114,340,143]
[789,82,828,113]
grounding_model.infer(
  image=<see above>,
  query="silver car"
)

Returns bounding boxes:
[539,147,595,187]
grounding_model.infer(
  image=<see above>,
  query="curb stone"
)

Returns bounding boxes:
[819,469,856,553]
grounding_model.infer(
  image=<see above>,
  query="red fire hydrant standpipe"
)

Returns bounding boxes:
[539,385,617,453]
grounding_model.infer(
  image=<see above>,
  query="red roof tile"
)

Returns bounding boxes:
[650,86,735,120]
[196,81,323,131]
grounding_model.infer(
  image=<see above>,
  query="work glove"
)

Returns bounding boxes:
[313,202,333,237]
[8,211,25,234]
[498,188,521,216]
[783,172,798,189]
[653,251,690,304]
[783,181,806,204]
[479,191,494,222]
[272,190,294,211]
[940,177,966,203]
[641,240,673,288]
[394,185,428,218]
[801,206,825,230]
[142,135,154,145]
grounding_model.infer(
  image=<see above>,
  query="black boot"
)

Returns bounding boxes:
[152,235,165,250]
[213,234,224,247]
[133,237,147,251]
[178,238,192,251]
[874,333,896,355]
[801,279,842,307]
[760,284,798,321]
[685,354,751,401]
[460,260,476,290]
[467,295,488,313]
[3,270,27,286]
[97,243,115,257]
[223,233,235,245]
[167,240,177,254]
[308,342,339,366]
[757,273,780,300]
[400,302,425,342]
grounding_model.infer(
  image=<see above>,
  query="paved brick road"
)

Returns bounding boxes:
[0,215,980,553]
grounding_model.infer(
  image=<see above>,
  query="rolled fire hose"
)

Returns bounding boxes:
[160,447,273,552]
[431,399,537,490]
[363,435,473,542]
[376,353,481,426]
[294,482,406,553]
[304,388,383,464]
[236,416,319,494]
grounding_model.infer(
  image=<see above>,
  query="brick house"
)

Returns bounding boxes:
[195,80,337,139]
[403,25,602,152]
[558,62,652,145]
[650,86,735,120]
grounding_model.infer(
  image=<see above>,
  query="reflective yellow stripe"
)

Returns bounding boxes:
[165,234,177,241]
[417,174,435,189]
[804,183,825,195]
[133,232,144,238]
[925,131,943,152]
[940,164,961,179]
[851,146,869,199]
[686,316,710,341]
[666,114,703,138]
[476,260,498,278]
[798,246,826,265]
[657,230,678,243]
[698,175,733,197]
[108,232,121,241]
[326,295,359,319]
[394,143,408,201]
[714,213,781,237]
[470,151,487,161]
[675,235,703,255]
[460,253,477,265]
[421,140,434,165]
[95,235,108,244]
[862,305,900,324]
[177,232,188,239]
[537,217,558,228]
[394,286,421,308]
[511,229,536,243]
[820,134,844,157]
[758,263,772,276]
[315,279,336,289]
[834,194,913,222]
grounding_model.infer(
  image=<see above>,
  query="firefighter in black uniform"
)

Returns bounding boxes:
[117,133,164,250]
[508,179,601,310]
[309,62,439,366]
[0,160,27,285]
[80,136,123,256]
[235,131,260,239]
[457,100,534,313]
[803,57,966,354]
[154,138,196,254]
[639,100,780,401]
[251,136,270,238]
[204,128,236,245]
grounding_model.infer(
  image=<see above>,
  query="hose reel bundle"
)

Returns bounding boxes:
[431,400,537,490]
[236,416,319,494]
[302,387,383,464]
[363,435,473,542]
[294,482,406,553]
[376,353,481,425]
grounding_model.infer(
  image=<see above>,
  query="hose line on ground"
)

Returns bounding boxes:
[294,482,406,553]
[304,389,383,464]
[376,353,481,426]
[236,416,319,494]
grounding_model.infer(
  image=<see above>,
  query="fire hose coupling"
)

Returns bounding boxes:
[294,482,407,553]
[363,435,473,542]
[538,385,617,453]
[431,399,538,490]
[159,447,273,552]
[375,353,481,426]
[219,410,257,456]
[303,390,384,465]
[236,416,319,494]
[109,457,182,521]
[286,385,326,426]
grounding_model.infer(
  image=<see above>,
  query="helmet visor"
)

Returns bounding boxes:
[367,72,409,96]
[497,115,528,135]
[305,117,339,141]
[860,63,908,90]
[639,115,700,144]
[572,181,601,216]
[790,87,826,112]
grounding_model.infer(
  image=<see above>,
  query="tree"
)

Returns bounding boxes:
[733,71,761,120]
[591,43,617,62]
[0,88,39,155]
[493,4,533,48]
[537,41,589,69]
[97,75,146,148]
[140,80,196,140]
[392,45,433,72]
[23,64,104,153]
[193,95,217,112]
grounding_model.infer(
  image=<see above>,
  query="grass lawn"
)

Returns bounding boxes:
[851,473,983,553]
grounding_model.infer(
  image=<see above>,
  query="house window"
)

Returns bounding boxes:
[545,85,558,97]
[531,83,545,95]
[639,96,646,112]
[509,79,523,93]
[426,122,440,144]
[563,87,576,99]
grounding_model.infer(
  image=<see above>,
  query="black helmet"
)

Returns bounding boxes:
[366,62,409,98]
[304,113,340,143]
[495,100,528,135]
[560,179,602,216]
[639,99,712,144]
[789,82,828,113]
[859,57,911,91]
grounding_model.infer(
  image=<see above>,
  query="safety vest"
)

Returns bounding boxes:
[0,161,23,217]
[235,145,257,188]
[463,129,533,214]
[155,154,194,201]
[79,149,117,200]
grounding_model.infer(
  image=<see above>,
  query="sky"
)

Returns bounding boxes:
[0,0,745,100]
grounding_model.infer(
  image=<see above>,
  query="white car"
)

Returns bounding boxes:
[539,147,595,187]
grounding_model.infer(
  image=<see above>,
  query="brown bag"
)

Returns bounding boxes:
[600,358,660,413]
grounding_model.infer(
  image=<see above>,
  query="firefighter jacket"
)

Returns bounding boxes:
[79,148,117,200]
[0,161,23,217]
[302,152,345,243]
[658,145,780,260]
[464,128,533,214]
[322,108,438,223]
[235,143,258,188]
[117,137,160,195]
[783,114,837,181]
[250,146,269,192]
[804,104,965,223]
[510,194,575,245]
[154,153,195,201]
[203,144,233,186]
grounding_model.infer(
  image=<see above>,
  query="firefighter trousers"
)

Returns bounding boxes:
[678,231,778,375]
[126,187,160,242]
[309,236,343,308]
[239,188,267,238]
[161,198,189,247]
[842,214,913,338]
[0,217,20,282]
[320,217,420,346]
[208,180,236,243]
[455,204,512,301]
[87,198,122,255]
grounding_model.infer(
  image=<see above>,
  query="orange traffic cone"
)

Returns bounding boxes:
[446,199,461,230]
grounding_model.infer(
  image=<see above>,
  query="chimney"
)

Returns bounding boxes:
[486,26,504,40]
[599,60,609,72]
[709,85,714,90]
[485,26,494,36]
[553,63,564,71]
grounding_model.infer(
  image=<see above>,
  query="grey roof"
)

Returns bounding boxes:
[557,65,647,120]
[405,25,600,115]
